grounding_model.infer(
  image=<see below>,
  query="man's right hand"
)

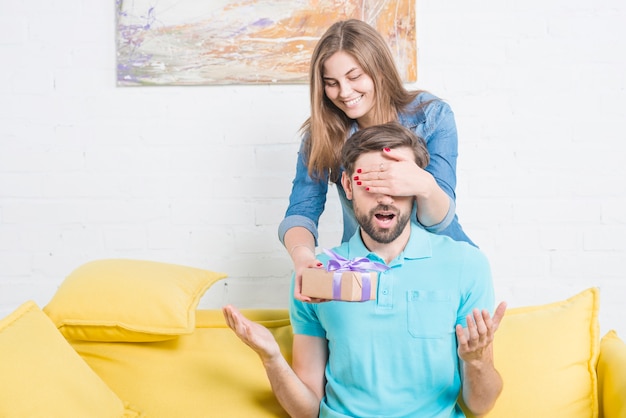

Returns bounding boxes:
[222,305,282,364]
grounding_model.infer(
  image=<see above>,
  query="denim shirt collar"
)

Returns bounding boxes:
[348,105,427,134]
[398,105,427,130]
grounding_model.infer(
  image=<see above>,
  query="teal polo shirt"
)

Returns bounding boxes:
[290,223,494,418]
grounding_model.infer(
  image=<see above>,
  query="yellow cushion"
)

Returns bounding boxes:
[43,259,226,342]
[463,287,600,417]
[597,330,626,418]
[71,309,293,418]
[0,301,142,417]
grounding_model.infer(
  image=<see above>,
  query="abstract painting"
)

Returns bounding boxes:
[116,0,415,86]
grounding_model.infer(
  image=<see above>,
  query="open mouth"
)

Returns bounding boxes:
[374,213,396,225]
[344,95,363,107]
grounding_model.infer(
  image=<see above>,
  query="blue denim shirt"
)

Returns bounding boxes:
[278,92,476,247]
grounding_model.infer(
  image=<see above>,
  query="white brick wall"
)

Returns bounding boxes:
[1,0,625,339]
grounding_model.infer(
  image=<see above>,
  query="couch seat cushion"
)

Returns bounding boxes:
[70,309,292,418]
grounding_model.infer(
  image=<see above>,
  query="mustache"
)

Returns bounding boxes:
[371,204,398,214]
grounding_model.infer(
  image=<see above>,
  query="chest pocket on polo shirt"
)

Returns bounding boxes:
[407,291,455,338]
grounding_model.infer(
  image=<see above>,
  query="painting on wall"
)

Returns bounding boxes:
[116,0,416,86]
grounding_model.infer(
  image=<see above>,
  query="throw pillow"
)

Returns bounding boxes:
[43,258,226,342]
[462,287,600,417]
[0,301,142,417]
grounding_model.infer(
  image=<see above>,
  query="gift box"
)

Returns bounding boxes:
[300,249,390,302]
[301,268,378,302]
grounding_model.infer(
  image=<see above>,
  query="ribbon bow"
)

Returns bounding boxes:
[323,249,390,273]
[322,249,390,301]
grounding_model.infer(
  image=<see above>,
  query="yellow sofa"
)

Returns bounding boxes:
[1,259,625,418]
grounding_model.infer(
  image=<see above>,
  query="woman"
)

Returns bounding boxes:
[279,19,474,300]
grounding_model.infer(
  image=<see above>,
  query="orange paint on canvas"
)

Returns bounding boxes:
[117,0,416,86]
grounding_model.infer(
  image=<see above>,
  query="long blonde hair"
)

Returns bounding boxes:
[302,19,423,182]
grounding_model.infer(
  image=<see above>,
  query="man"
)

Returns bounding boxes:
[223,122,506,418]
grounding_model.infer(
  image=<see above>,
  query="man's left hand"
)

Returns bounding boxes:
[456,301,507,364]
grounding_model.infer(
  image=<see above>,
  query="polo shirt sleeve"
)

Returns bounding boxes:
[290,299,326,338]
[456,247,495,327]
[289,273,326,338]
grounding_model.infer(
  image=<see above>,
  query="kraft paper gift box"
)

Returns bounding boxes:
[301,268,378,302]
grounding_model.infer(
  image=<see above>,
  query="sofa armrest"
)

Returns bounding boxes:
[597,330,626,418]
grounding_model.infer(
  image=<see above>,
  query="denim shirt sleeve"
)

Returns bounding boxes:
[278,136,329,246]
[421,197,456,233]
[411,93,459,202]
[401,93,475,246]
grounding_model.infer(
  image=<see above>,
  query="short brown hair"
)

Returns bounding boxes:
[341,122,429,176]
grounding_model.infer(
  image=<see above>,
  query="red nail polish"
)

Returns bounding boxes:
[353,175,359,180]
[383,147,390,152]
[317,262,323,267]
[357,181,362,186]
[365,187,370,191]
[357,168,362,173]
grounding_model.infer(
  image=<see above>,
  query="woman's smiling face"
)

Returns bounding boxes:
[322,51,376,128]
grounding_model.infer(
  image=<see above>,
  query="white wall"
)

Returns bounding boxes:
[1,1,625,338]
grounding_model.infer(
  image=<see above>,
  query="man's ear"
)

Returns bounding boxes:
[341,171,353,200]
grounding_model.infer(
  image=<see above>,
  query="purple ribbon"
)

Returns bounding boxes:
[323,249,390,301]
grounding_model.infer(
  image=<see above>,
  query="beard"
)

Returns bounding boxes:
[354,204,411,244]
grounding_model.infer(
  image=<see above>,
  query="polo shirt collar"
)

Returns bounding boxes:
[346,222,433,266]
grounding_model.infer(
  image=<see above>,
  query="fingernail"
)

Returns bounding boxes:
[317,262,323,267]
[357,168,362,173]
[365,187,370,191]
[356,181,362,186]
[353,175,359,180]
[383,147,391,152]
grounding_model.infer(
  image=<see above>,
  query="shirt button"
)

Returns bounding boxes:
[382,290,388,295]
